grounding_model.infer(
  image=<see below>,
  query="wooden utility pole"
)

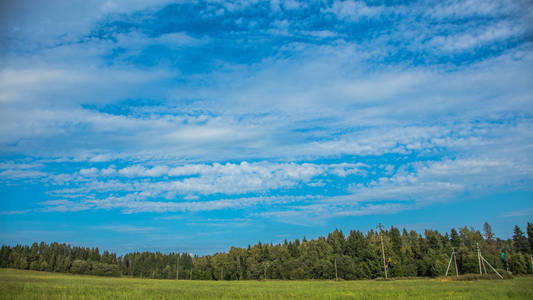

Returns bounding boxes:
[378,223,388,279]
[480,255,503,279]
[476,242,482,275]
[476,242,503,279]
[176,254,179,280]
[445,247,458,278]
[453,248,458,277]
[334,257,338,281]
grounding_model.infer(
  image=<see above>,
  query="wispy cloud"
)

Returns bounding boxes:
[93,225,154,233]
[500,209,533,218]
[0,210,31,215]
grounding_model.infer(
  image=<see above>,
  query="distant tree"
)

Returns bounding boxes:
[513,225,530,253]
[326,229,345,255]
[89,248,101,262]
[19,257,29,270]
[29,260,40,271]
[483,222,495,241]
[40,260,49,271]
[509,252,528,275]
[527,222,533,254]
[70,260,90,274]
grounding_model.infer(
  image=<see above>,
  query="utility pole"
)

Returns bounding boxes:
[476,242,503,279]
[481,255,503,279]
[334,257,338,281]
[378,223,388,279]
[176,254,179,280]
[453,248,458,277]
[445,247,458,278]
[476,242,482,275]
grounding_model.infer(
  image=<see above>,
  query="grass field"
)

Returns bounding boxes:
[1,268,532,300]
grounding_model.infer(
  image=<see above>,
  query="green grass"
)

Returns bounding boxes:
[1,268,532,300]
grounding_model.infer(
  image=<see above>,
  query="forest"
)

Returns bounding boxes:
[1,223,532,280]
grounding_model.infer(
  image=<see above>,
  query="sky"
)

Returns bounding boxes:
[0,0,532,255]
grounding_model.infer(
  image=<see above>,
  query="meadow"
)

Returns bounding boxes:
[1,268,532,300]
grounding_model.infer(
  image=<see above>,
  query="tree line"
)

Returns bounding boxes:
[1,223,532,280]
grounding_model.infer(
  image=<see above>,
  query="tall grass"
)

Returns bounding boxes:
[1,268,532,300]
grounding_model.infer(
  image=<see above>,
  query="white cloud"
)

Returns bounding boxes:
[79,167,99,177]
[0,161,47,180]
[323,1,385,21]
[52,162,334,197]
[500,208,533,218]
[37,146,533,217]
[428,0,518,19]
[40,194,310,214]
[429,22,520,52]
[0,209,31,215]
[93,225,154,233]
[253,156,533,222]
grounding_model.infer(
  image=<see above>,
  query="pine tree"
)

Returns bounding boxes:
[450,228,461,248]
[527,222,533,254]
[513,225,530,253]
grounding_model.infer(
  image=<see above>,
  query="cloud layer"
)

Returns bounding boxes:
[1,0,532,226]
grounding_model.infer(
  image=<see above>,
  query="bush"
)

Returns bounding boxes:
[91,262,121,277]
[29,261,40,271]
[438,273,513,281]
[70,260,90,274]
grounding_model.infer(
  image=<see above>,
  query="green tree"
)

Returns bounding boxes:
[450,228,461,248]
[327,229,346,255]
[509,252,528,274]
[513,225,530,253]
[527,222,533,254]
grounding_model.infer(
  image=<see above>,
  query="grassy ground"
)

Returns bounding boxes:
[1,268,532,300]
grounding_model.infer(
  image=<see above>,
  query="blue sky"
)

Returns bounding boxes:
[0,0,532,254]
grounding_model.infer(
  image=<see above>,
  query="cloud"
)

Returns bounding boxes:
[252,156,533,222]
[428,0,520,19]
[93,225,154,233]
[429,21,520,52]
[0,161,47,180]
[322,1,385,22]
[40,194,310,214]
[500,208,533,218]
[36,152,533,218]
[79,167,99,177]
[39,199,92,212]
[0,210,31,215]
[47,162,368,201]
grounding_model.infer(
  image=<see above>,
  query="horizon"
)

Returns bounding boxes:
[1,222,528,257]
[1,0,532,256]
